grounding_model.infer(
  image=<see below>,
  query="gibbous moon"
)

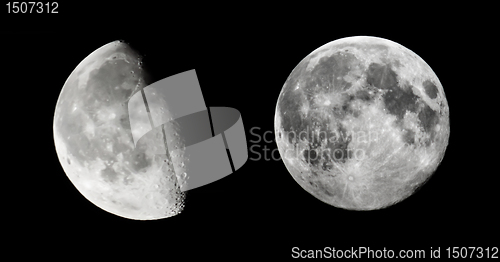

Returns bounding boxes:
[275,36,449,210]
[53,41,186,220]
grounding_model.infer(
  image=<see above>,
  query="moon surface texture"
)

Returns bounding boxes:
[275,36,449,210]
[53,41,186,220]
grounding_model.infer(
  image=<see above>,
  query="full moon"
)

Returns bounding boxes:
[275,36,449,210]
[53,41,186,220]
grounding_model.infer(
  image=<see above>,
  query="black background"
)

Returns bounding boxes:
[4,2,497,259]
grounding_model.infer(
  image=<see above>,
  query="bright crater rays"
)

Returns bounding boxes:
[274,36,449,210]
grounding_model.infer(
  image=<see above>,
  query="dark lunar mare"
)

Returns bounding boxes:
[418,105,440,146]
[279,51,361,173]
[422,80,438,99]
[365,63,419,121]
[364,62,440,146]
[305,52,358,92]
[402,129,416,145]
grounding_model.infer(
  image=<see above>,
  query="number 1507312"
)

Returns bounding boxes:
[6,2,58,13]
[446,247,498,259]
